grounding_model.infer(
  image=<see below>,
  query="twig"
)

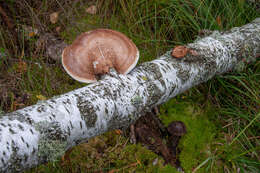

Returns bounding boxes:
[0,5,15,30]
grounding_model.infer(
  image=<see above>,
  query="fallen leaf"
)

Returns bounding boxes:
[50,12,59,24]
[55,26,61,33]
[86,5,97,15]
[171,45,189,58]
[216,15,222,28]
[12,101,25,111]
[17,61,27,73]
[36,94,47,100]
[114,129,122,135]
[21,25,39,39]
[28,32,36,37]
[136,159,141,165]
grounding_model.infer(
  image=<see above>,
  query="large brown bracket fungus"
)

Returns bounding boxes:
[62,29,139,83]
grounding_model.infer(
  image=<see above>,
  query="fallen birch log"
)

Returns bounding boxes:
[0,18,259,172]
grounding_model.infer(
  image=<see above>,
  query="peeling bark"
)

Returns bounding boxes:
[0,18,260,172]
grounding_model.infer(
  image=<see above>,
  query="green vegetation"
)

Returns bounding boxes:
[28,131,178,173]
[160,100,216,172]
[0,0,259,172]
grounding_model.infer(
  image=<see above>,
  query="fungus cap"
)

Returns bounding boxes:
[62,29,139,83]
[171,45,189,58]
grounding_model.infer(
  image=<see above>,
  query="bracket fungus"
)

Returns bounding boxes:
[171,45,198,59]
[62,29,139,83]
[171,46,189,58]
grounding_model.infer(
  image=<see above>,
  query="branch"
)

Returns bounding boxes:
[0,18,260,172]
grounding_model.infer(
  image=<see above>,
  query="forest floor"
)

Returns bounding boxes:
[0,0,259,172]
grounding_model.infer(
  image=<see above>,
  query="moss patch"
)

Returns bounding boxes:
[27,130,178,173]
[159,99,216,172]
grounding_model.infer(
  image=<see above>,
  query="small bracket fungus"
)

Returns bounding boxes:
[171,45,198,59]
[62,29,139,83]
[171,46,189,58]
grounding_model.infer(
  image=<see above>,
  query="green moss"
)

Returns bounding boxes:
[160,99,216,172]
[159,164,179,173]
[28,131,177,173]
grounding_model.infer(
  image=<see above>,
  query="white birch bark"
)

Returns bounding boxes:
[0,18,260,172]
